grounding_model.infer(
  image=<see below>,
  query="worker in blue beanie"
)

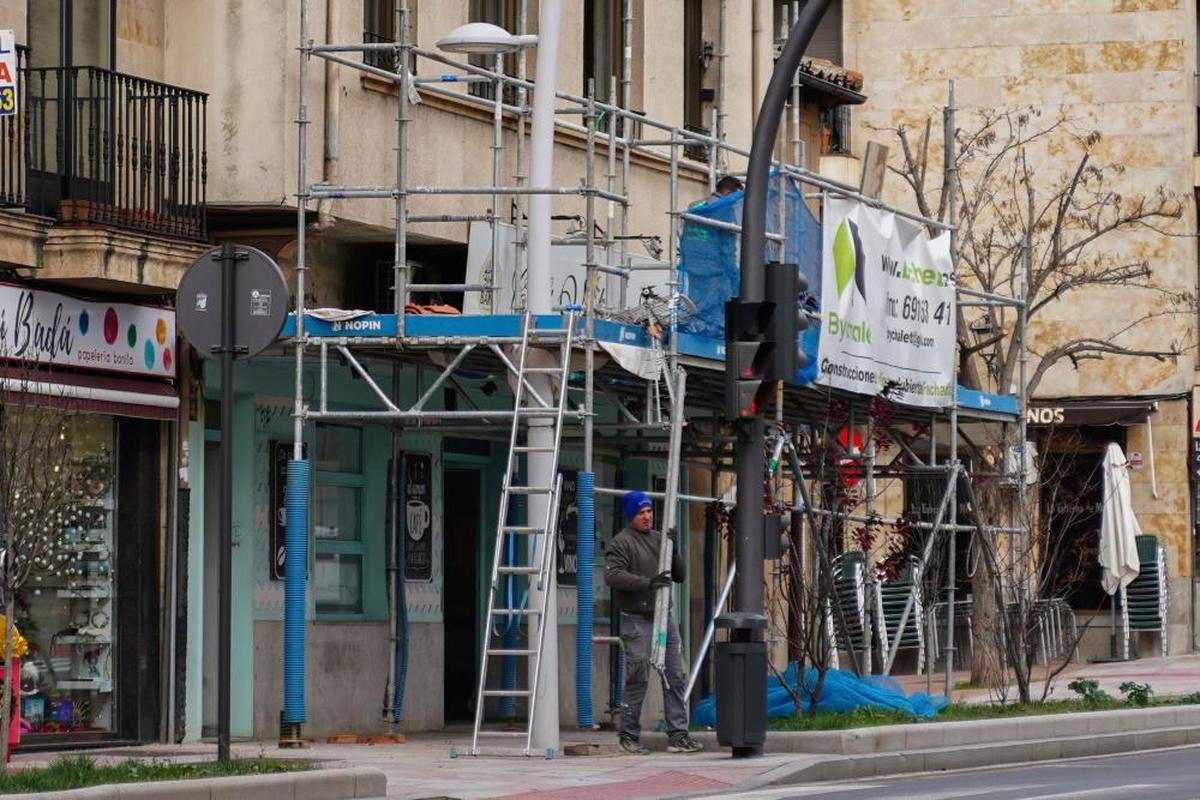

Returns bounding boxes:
[603,491,702,755]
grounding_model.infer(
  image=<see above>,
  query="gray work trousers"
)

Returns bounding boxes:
[619,609,688,741]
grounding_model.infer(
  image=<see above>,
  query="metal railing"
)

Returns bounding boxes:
[363,30,399,73]
[19,64,207,240]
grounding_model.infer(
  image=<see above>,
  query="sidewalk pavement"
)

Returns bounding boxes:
[8,653,1200,799]
[10,732,816,800]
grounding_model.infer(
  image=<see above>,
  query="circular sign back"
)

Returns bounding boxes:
[177,245,290,360]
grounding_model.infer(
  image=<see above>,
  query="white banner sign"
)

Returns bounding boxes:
[0,31,16,117]
[816,198,955,407]
[0,283,176,378]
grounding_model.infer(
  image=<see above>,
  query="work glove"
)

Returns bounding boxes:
[648,571,673,590]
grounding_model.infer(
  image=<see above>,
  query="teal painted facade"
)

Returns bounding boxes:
[183,354,683,737]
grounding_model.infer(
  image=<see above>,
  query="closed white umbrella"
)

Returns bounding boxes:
[1099,442,1141,596]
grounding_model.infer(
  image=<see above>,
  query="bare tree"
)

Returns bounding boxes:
[875,106,1188,698]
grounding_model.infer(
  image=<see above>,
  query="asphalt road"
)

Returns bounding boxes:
[712,745,1200,800]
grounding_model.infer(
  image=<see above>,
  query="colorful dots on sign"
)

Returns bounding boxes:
[127,324,137,348]
[103,308,118,345]
[163,348,172,372]
[143,340,155,369]
[156,318,167,345]
[79,309,90,335]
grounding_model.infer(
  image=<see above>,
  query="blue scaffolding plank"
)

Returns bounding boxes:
[279,312,1018,420]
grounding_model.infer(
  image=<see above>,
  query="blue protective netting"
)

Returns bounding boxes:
[691,664,948,728]
[678,173,821,385]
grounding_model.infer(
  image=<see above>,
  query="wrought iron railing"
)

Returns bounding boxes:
[363,30,399,73]
[17,64,207,240]
[0,46,29,208]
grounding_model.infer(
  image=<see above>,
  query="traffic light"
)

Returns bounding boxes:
[724,299,774,419]
[765,262,808,384]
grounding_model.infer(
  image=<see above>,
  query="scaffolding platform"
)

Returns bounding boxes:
[284,311,719,359]
[281,311,1020,421]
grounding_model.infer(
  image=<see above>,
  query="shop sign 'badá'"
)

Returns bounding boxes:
[816,198,955,408]
[0,283,176,378]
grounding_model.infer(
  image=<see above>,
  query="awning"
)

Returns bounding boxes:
[1027,400,1156,427]
[0,366,178,421]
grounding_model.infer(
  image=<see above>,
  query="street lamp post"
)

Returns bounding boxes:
[437,6,562,754]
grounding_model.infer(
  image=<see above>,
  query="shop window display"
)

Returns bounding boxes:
[13,416,116,736]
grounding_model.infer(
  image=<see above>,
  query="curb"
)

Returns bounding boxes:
[645,703,1200,755]
[644,704,1200,790]
[760,725,1200,786]
[2,766,386,800]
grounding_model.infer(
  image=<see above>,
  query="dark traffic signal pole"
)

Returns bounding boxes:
[718,0,830,759]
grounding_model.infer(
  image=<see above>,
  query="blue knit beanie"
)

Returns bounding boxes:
[621,490,653,522]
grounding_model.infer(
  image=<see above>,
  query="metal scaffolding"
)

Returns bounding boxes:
[287,0,1029,742]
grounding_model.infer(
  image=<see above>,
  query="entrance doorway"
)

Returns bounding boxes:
[443,467,482,722]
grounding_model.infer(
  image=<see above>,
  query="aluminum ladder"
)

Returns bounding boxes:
[470,309,578,756]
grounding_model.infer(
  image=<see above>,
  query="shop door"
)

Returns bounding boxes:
[443,467,482,723]
[202,441,220,736]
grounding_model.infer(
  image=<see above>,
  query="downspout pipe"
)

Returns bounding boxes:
[317,0,340,230]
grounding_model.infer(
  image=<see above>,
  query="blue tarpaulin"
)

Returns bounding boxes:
[691,664,949,728]
[678,173,821,385]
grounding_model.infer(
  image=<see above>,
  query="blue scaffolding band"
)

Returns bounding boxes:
[284,458,310,724]
[575,470,595,727]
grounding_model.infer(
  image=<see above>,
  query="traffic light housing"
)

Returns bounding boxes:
[765,262,808,384]
[724,300,774,419]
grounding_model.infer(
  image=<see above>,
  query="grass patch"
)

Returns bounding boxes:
[0,755,313,794]
[762,696,1197,732]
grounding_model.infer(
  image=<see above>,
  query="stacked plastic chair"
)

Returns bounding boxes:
[827,551,872,670]
[875,556,925,673]
[1120,534,1168,659]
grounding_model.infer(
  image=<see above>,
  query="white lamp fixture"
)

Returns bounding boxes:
[435,22,537,55]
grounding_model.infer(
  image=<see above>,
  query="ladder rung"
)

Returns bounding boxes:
[523,366,564,374]
[481,689,532,697]
[513,445,556,453]
[530,328,569,337]
[497,566,542,575]
[508,486,554,495]
[474,731,529,737]
[502,525,545,534]
[491,608,537,616]
[487,648,538,656]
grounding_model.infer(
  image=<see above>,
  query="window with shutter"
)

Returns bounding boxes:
[774,0,842,66]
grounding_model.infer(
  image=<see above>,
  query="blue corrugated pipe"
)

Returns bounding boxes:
[284,458,310,724]
[575,471,595,727]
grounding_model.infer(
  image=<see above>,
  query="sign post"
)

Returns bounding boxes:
[177,245,288,763]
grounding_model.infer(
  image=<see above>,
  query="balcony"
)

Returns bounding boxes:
[1,54,208,241]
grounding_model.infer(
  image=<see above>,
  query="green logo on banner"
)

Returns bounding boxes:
[833,218,866,301]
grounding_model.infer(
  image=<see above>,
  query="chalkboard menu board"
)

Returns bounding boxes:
[556,470,578,586]
[403,453,434,581]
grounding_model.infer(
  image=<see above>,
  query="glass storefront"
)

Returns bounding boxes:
[15,415,116,736]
